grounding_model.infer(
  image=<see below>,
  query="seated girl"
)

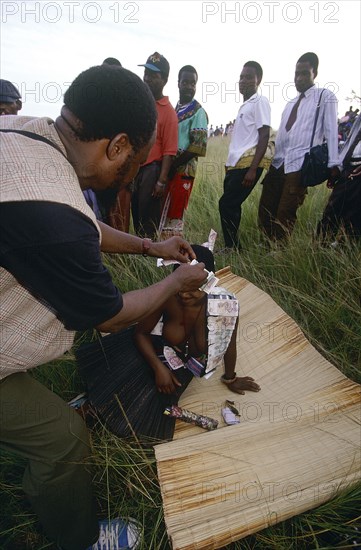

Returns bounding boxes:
[76,245,260,440]
[135,245,260,397]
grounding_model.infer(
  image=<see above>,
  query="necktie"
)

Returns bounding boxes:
[285,92,305,131]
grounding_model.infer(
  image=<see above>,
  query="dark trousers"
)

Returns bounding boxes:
[258,165,307,241]
[0,372,98,550]
[219,167,263,247]
[108,186,132,232]
[317,175,361,239]
[131,162,162,239]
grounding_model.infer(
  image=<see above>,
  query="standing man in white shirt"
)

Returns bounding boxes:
[219,61,272,249]
[258,52,339,242]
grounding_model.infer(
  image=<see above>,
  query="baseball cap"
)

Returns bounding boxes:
[0,79,21,103]
[138,52,170,78]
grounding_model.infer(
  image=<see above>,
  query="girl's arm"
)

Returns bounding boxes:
[135,306,182,394]
[223,318,238,378]
[222,318,261,395]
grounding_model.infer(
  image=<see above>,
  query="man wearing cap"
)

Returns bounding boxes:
[131,52,178,238]
[0,79,22,115]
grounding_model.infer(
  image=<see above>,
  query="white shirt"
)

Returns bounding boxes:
[226,93,271,167]
[273,85,338,173]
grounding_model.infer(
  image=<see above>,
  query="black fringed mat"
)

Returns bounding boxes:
[75,327,193,441]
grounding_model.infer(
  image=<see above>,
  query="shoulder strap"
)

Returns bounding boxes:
[309,89,325,148]
[0,129,67,159]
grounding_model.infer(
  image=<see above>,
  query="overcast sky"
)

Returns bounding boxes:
[1,0,360,128]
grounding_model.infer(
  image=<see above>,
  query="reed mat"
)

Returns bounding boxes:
[155,268,361,550]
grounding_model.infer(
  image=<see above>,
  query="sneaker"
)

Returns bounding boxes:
[88,517,141,549]
[68,393,97,425]
[68,392,88,410]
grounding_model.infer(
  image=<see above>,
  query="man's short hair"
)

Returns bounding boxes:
[297,52,319,72]
[173,244,215,273]
[102,57,122,66]
[243,61,263,82]
[64,65,156,153]
[178,65,198,81]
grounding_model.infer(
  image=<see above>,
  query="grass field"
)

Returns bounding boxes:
[1,136,360,549]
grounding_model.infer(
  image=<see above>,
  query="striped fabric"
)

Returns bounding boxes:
[273,85,339,173]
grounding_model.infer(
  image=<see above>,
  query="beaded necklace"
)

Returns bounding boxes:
[179,295,206,359]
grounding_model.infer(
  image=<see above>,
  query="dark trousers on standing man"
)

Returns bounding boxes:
[219,167,264,248]
[131,162,162,239]
[258,165,307,241]
[316,174,361,240]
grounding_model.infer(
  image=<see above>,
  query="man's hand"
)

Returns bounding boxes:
[171,262,208,292]
[149,237,196,263]
[241,126,269,188]
[242,167,257,187]
[349,164,361,178]
[327,166,341,189]
[152,181,167,198]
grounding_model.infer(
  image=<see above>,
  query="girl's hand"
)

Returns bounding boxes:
[228,376,260,395]
[155,366,182,394]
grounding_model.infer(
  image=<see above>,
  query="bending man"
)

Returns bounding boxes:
[0,65,207,550]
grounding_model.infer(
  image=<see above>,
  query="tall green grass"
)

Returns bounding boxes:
[1,137,360,549]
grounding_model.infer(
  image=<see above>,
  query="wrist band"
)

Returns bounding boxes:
[221,373,237,385]
[156,181,166,188]
[142,238,152,257]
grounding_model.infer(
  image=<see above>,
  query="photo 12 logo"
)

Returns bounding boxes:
[1,2,140,24]
[201,1,340,24]
[202,80,340,105]
[201,400,341,424]
[199,478,346,505]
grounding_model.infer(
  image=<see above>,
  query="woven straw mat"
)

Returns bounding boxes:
[154,268,361,550]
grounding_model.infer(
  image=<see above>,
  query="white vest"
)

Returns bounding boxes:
[0,116,100,379]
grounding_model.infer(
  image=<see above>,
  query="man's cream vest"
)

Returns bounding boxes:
[0,116,100,380]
